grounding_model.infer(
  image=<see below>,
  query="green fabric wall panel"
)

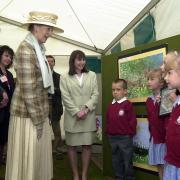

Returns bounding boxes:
[102,54,118,175]
[102,34,180,178]
[86,56,101,73]
[111,42,121,54]
[134,15,156,46]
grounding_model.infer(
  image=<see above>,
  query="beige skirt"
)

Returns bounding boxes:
[5,116,53,180]
[65,131,95,146]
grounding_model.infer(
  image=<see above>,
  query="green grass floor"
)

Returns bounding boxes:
[0,153,108,180]
[0,152,159,180]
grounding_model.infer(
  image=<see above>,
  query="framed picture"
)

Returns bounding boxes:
[159,87,176,116]
[133,118,157,172]
[118,45,167,102]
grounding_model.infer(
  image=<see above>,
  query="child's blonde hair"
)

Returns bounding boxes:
[164,51,180,72]
[147,68,165,86]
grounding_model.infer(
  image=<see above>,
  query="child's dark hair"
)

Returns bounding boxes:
[113,78,127,89]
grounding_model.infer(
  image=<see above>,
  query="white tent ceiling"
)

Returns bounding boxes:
[0,0,152,53]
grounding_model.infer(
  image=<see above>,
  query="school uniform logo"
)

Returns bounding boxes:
[177,116,180,125]
[118,109,124,116]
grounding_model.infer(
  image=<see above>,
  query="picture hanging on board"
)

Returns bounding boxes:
[118,45,167,102]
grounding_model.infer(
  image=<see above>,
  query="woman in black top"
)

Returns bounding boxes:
[0,45,15,165]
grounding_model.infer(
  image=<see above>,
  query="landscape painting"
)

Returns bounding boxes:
[133,118,157,172]
[118,46,167,102]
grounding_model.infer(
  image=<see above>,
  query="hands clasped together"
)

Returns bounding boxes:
[76,106,89,120]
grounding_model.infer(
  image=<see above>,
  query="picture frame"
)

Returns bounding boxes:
[118,45,167,102]
[133,118,157,172]
[159,87,175,116]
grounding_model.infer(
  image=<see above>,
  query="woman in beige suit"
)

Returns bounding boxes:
[61,50,99,180]
[5,11,63,180]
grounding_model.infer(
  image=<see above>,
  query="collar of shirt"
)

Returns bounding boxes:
[149,94,160,104]
[112,97,127,104]
[173,95,180,107]
[149,95,156,103]
[75,73,84,86]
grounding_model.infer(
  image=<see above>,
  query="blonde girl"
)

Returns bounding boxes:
[146,68,167,180]
[163,52,180,180]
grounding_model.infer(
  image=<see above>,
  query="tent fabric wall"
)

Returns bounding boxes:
[152,0,180,41]
[109,14,155,53]
[120,29,135,50]
[108,0,180,54]
[86,57,101,74]
[0,21,100,56]
[0,0,151,50]
[134,15,155,46]
[111,42,121,54]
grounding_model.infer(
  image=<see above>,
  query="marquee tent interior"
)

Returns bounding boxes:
[1,1,180,178]
[0,0,154,55]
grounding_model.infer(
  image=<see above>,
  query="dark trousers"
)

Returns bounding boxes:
[51,120,62,150]
[108,135,135,180]
[49,98,62,151]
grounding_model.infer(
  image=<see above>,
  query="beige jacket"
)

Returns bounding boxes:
[60,71,99,133]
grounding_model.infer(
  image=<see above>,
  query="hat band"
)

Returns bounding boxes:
[30,16,56,25]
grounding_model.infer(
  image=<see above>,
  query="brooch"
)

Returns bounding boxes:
[176,116,180,125]
[118,109,124,116]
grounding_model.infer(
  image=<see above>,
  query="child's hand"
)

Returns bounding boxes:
[156,95,161,103]
[168,91,177,102]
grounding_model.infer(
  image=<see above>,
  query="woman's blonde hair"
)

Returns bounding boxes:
[164,51,180,72]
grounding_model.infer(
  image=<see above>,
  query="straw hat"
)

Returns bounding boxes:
[23,11,64,33]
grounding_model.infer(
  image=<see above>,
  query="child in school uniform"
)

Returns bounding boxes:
[163,52,180,180]
[106,78,137,180]
[146,68,167,180]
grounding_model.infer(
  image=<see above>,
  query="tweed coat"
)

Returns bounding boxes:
[60,71,99,133]
[10,40,49,126]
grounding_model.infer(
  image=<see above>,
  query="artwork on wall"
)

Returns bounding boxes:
[118,45,167,102]
[118,45,167,171]
[133,118,157,172]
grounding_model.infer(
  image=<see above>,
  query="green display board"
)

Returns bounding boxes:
[102,34,180,178]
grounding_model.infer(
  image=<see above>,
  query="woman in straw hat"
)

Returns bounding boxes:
[5,11,63,180]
